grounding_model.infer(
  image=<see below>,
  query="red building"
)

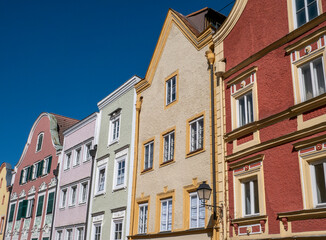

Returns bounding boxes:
[5,113,78,240]
[216,0,326,238]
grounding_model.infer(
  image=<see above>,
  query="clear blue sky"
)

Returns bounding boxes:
[0,0,234,168]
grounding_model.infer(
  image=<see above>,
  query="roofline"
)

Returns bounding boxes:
[97,75,141,110]
[63,112,98,136]
[186,7,209,17]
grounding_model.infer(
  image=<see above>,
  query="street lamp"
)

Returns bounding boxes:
[197,181,223,220]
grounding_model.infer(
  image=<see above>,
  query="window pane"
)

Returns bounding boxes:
[167,81,171,104]
[190,122,197,151]
[190,195,197,228]
[314,163,326,204]
[238,97,245,127]
[244,182,251,215]
[314,59,326,96]
[296,8,307,27]
[168,200,172,230]
[307,1,318,20]
[198,119,203,149]
[253,180,260,214]
[302,64,313,100]
[171,77,176,102]
[170,132,174,160]
[246,93,254,124]
[296,0,305,10]
[164,136,169,162]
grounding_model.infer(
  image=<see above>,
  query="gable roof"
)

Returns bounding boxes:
[135,7,226,94]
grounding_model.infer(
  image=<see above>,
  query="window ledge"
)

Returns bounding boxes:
[108,140,119,147]
[95,192,106,197]
[160,159,175,168]
[231,215,267,225]
[277,208,326,221]
[141,168,154,175]
[112,186,126,192]
[186,148,205,158]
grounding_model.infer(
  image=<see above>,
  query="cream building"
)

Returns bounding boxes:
[0,163,12,240]
[129,8,226,240]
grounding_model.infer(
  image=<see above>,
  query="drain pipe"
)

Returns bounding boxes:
[50,163,60,240]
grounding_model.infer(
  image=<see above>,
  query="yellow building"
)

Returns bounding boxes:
[0,163,12,240]
[129,8,226,240]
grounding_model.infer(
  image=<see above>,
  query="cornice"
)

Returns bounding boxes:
[293,134,326,151]
[228,154,264,167]
[226,66,257,87]
[97,75,141,110]
[63,112,98,136]
[277,208,326,221]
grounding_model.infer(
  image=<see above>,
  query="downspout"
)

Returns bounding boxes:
[206,49,217,221]
[50,163,60,240]
[3,185,12,238]
[84,145,97,240]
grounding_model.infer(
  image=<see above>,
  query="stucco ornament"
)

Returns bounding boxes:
[28,185,36,195]
[48,114,62,150]
[43,223,49,233]
[11,192,18,200]
[38,182,47,191]
[48,177,57,188]
[19,189,26,198]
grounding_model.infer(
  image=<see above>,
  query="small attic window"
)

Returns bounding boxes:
[36,133,44,152]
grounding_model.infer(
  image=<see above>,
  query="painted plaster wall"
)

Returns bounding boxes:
[91,87,136,239]
[53,118,96,229]
[0,165,11,240]
[134,23,213,235]
[7,114,58,240]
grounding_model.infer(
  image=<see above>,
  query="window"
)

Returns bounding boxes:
[237,91,254,127]
[166,75,177,105]
[138,203,148,234]
[293,0,319,28]
[76,227,84,240]
[32,163,38,179]
[84,142,92,162]
[163,131,174,163]
[299,57,326,101]
[80,182,88,204]
[114,156,126,189]
[8,203,15,222]
[61,189,67,208]
[20,167,28,185]
[46,192,55,214]
[36,133,44,152]
[242,178,260,216]
[98,169,105,192]
[16,200,28,220]
[94,223,101,240]
[26,198,35,218]
[189,193,205,228]
[66,229,73,240]
[113,221,123,240]
[144,141,154,170]
[65,153,71,170]
[109,115,121,144]
[74,148,81,166]
[70,186,77,206]
[311,160,326,207]
[189,117,204,152]
[95,162,107,195]
[56,230,63,240]
[42,156,52,176]
[36,195,44,217]
[160,198,172,231]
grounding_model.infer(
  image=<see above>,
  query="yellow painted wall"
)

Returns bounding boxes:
[0,164,11,240]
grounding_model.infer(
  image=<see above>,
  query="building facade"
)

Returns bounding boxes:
[5,113,78,240]
[129,8,225,240]
[213,0,326,238]
[0,163,12,240]
[87,76,140,240]
[52,113,97,240]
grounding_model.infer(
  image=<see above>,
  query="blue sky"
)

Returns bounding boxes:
[0,0,234,168]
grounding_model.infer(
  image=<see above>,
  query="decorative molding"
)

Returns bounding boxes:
[11,192,18,201]
[227,66,258,87]
[231,215,268,225]
[277,208,326,221]
[228,154,264,167]
[293,135,326,151]
[38,182,47,192]
[63,112,98,137]
[48,177,57,188]
[28,186,36,195]
[281,217,288,231]
[19,189,26,198]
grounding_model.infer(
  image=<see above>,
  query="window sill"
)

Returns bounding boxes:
[231,215,267,225]
[112,186,126,192]
[68,205,76,209]
[108,140,119,147]
[141,168,154,175]
[186,148,205,158]
[95,192,106,197]
[277,207,326,221]
[159,159,175,168]
[79,202,87,206]
[72,164,80,168]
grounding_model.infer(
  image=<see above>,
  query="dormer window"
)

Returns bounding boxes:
[36,133,44,152]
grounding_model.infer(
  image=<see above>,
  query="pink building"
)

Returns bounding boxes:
[52,113,97,240]
[5,113,78,240]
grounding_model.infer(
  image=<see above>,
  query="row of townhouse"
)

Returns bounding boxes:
[1,0,326,240]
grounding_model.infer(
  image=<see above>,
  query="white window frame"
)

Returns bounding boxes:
[79,181,88,204]
[138,203,148,234]
[166,75,177,105]
[163,131,175,163]
[189,192,205,229]
[60,188,67,208]
[241,178,260,217]
[111,219,123,240]
[26,197,35,218]
[84,142,92,162]
[66,228,73,240]
[95,161,107,196]
[236,91,254,128]
[292,0,320,29]
[299,57,326,102]
[36,132,44,152]
[73,147,82,167]
[92,222,102,240]
[32,162,38,180]
[76,226,84,240]
[109,115,121,145]
[21,167,28,184]
[113,155,127,190]
[310,159,326,208]
[64,152,72,170]
[144,141,154,170]
[189,117,204,152]
[69,185,77,206]
[160,198,173,232]
[42,157,50,176]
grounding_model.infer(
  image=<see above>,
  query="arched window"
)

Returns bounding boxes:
[36,133,44,152]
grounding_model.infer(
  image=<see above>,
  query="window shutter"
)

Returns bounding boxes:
[36,195,44,217]
[19,169,23,185]
[47,156,52,174]
[40,160,44,176]
[21,200,28,218]
[16,202,23,220]
[26,167,30,183]
[29,165,34,181]
[8,204,15,222]
[46,192,55,214]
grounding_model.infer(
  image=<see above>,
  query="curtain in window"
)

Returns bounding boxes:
[190,195,197,228]
[161,201,167,230]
